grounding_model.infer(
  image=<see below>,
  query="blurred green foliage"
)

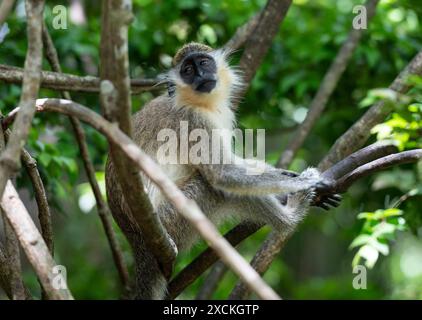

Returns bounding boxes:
[0,0,421,299]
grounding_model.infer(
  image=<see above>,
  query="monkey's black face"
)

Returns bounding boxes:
[180,53,217,93]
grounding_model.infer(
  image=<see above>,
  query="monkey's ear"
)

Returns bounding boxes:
[167,81,176,97]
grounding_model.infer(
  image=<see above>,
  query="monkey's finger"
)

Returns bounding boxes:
[282,171,299,177]
[323,197,341,207]
[330,194,342,201]
[318,203,331,211]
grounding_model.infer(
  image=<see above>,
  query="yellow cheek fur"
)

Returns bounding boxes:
[176,66,232,111]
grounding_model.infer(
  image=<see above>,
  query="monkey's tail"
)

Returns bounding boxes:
[105,158,168,300]
[132,235,168,300]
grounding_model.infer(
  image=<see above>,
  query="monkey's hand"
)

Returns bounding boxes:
[310,178,342,210]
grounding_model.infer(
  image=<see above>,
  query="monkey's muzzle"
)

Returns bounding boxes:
[195,78,217,93]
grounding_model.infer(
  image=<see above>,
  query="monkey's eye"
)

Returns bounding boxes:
[199,58,209,66]
[183,65,193,75]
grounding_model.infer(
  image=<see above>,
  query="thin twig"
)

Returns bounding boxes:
[0,64,161,94]
[229,230,290,300]
[20,147,54,254]
[195,261,227,300]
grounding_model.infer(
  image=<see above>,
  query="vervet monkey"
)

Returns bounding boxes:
[105,42,340,299]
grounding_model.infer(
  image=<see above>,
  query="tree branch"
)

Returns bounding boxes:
[41,22,129,288]
[0,0,44,198]
[0,64,161,94]
[1,180,73,299]
[334,149,422,193]
[238,0,292,94]
[99,0,177,280]
[277,0,380,168]
[195,261,227,300]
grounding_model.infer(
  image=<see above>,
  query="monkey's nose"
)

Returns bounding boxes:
[195,79,216,93]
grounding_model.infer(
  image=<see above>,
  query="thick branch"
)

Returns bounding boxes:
[238,0,292,92]
[0,64,161,94]
[320,49,422,170]
[322,141,398,180]
[20,148,54,254]
[42,22,129,287]
[100,0,176,280]
[0,0,44,198]
[335,150,422,193]
[1,180,73,299]
[18,98,279,300]
[277,0,379,168]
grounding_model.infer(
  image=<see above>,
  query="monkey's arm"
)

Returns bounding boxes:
[197,158,327,196]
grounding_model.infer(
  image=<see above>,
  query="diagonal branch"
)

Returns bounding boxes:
[41,22,129,288]
[99,0,176,280]
[277,0,380,168]
[1,180,74,299]
[238,0,292,94]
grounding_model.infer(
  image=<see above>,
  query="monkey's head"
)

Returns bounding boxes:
[167,42,241,110]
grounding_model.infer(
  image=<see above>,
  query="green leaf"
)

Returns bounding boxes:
[357,245,379,269]
[349,234,372,249]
